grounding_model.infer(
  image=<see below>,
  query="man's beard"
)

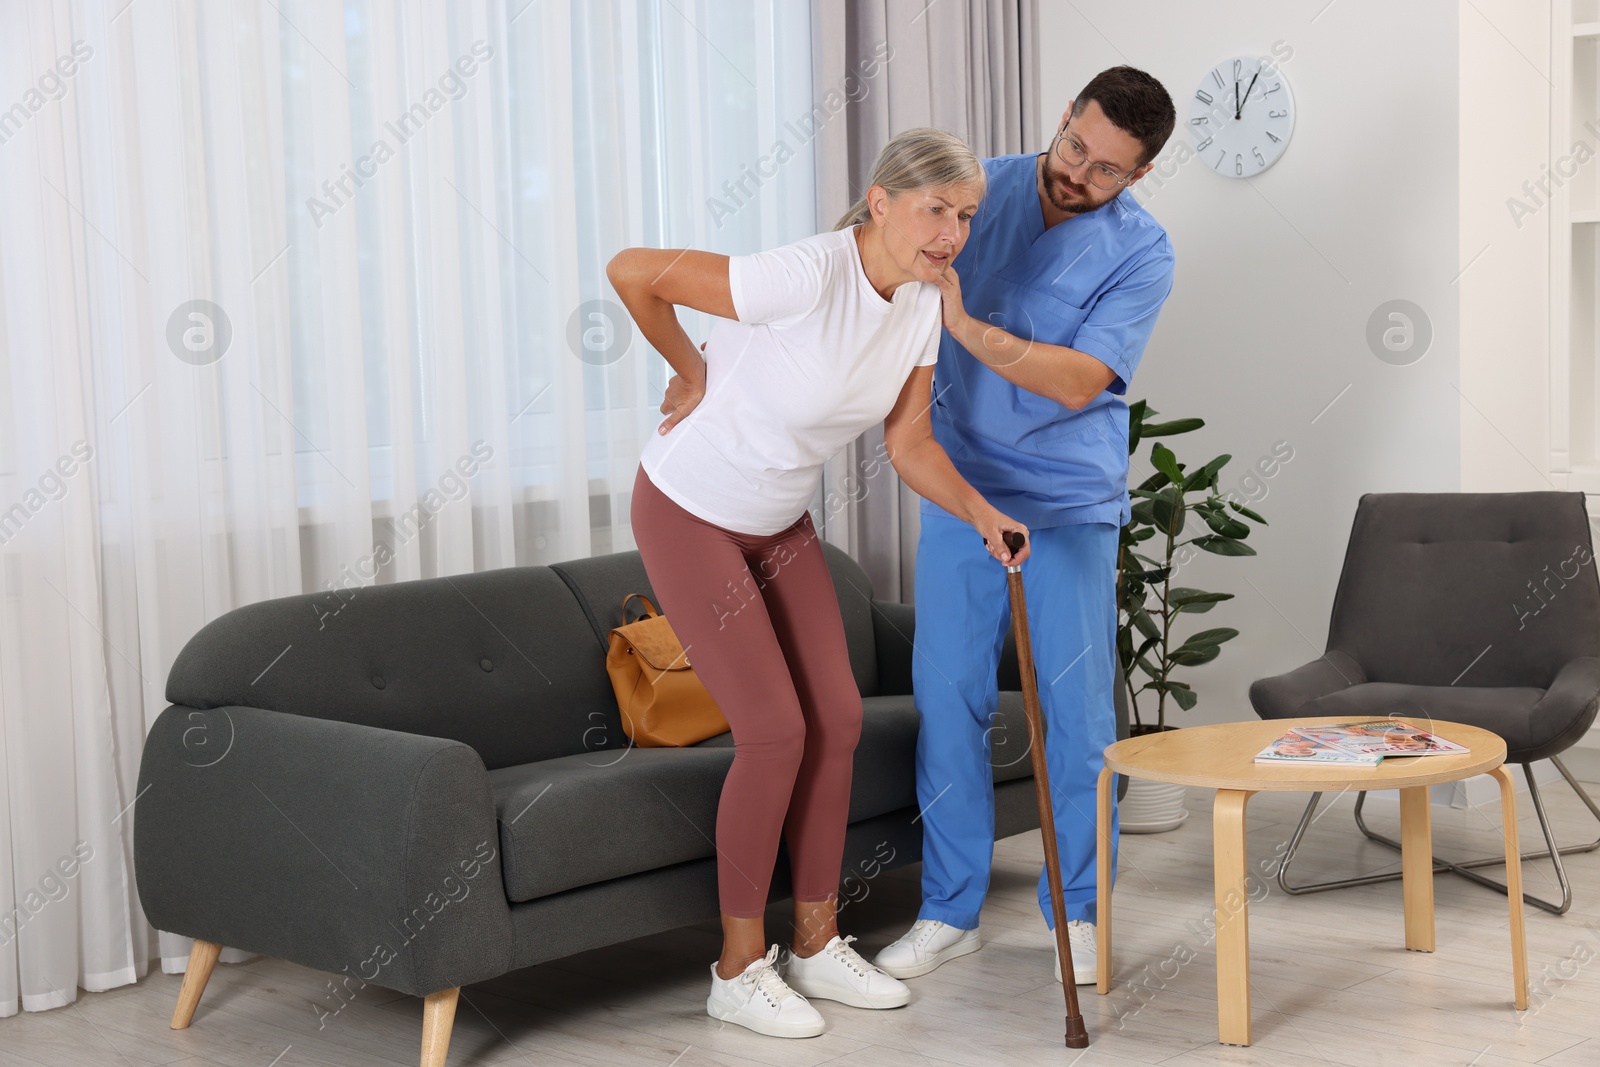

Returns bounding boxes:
[1046,170,1096,213]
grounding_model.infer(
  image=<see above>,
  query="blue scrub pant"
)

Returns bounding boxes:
[912,510,1119,930]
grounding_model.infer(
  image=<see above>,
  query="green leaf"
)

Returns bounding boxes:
[1136,471,1171,492]
[1133,527,1157,542]
[1183,454,1232,492]
[1227,499,1268,524]
[1192,535,1257,557]
[1169,588,1233,614]
[1185,627,1240,646]
[1127,399,1147,453]
[1143,418,1204,437]
[1168,644,1222,667]
[1131,607,1161,643]
[1150,443,1184,484]
[1134,654,1163,679]
[1151,485,1185,538]
[1201,510,1251,539]
[1129,500,1156,526]
[1168,685,1199,710]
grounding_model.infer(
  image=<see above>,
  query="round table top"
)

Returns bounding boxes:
[1103,717,1506,792]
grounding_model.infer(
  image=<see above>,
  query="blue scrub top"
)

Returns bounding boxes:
[924,153,1175,530]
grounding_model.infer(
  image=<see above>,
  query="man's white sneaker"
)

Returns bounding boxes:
[873,919,980,979]
[706,945,825,1038]
[784,935,911,1009]
[1052,920,1097,985]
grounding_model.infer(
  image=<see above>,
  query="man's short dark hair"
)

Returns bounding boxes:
[1070,66,1176,169]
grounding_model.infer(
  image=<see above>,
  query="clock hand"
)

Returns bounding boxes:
[1236,71,1261,119]
[1234,80,1239,121]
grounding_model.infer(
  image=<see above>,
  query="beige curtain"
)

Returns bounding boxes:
[809,0,1040,601]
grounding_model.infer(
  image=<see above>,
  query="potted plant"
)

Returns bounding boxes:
[1115,401,1266,832]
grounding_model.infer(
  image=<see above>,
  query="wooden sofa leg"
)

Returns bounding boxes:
[170,939,223,1029]
[420,987,460,1067]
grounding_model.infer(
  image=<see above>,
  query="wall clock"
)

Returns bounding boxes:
[1188,55,1294,178]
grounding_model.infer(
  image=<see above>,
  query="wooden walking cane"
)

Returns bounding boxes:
[991,529,1090,1049]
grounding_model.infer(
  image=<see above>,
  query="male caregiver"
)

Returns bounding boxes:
[876,65,1176,986]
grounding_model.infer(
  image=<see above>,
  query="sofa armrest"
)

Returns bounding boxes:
[1248,651,1366,719]
[134,705,514,998]
[871,600,917,697]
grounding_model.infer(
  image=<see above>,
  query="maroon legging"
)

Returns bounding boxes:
[631,466,863,917]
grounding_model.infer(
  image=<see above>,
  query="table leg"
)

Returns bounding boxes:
[1096,766,1113,995]
[1213,789,1253,1046]
[1490,765,1529,1009]
[1399,785,1436,952]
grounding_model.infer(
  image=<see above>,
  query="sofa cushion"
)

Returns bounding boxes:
[489,747,734,902]
[165,566,625,771]
[491,692,1038,903]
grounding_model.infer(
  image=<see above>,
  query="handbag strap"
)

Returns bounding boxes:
[621,592,659,622]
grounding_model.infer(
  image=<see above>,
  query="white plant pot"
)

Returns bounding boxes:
[1118,777,1189,834]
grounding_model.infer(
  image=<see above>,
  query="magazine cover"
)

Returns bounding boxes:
[1254,732,1384,766]
[1290,719,1468,758]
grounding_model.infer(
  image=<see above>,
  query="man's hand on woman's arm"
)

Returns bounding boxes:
[930,265,1117,412]
[883,365,1030,566]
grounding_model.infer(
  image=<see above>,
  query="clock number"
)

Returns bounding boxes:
[1232,59,1241,79]
[1253,147,1265,165]
[1190,117,1208,126]
[1235,154,1243,176]
[1266,131,1281,143]
[1196,89,1213,104]
[1216,148,1225,167]
[1265,83,1281,96]
[1268,109,1287,118]
[1196,137,1213,151]
[1212,70,1225,90]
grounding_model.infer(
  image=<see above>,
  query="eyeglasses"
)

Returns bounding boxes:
[1052,127,1133,190]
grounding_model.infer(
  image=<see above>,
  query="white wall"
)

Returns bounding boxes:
[1037,1,1463,729]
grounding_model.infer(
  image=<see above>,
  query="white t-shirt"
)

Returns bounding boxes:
[639,226,942,535]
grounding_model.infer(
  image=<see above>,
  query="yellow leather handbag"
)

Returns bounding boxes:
[605,594,729,746]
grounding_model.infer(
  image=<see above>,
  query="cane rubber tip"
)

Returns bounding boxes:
[1065,1015,1089,1048]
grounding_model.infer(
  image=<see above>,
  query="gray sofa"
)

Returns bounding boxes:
[134,541,1123,1067]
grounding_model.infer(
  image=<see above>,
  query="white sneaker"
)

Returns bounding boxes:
[1051,920,1097,985]
[873,919,980,979]
[784,935,911,1009]
[706,945,825,1038]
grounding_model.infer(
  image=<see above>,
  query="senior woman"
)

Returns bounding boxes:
[607,128,1025,1039]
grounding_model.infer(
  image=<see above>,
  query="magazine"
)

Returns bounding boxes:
[1254,732,1384,766]
[1289,719,1468,759]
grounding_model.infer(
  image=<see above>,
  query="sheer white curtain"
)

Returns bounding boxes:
[0,0,815,1015]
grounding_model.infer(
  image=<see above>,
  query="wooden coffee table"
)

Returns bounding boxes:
[1094,717,1528,1046]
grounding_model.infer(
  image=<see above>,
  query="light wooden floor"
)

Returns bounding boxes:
[5,781,1600,1066]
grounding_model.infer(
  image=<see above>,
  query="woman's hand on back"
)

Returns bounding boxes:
[659,372,705,434]
[658,341,708,435]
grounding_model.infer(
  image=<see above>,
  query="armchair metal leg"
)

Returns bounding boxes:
[170,939,223,1029]
[1275,757,1600,915]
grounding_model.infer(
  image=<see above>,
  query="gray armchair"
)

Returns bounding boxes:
[1249,492,1600,914]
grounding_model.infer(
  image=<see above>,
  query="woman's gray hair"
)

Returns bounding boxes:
[832,127,985,230]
